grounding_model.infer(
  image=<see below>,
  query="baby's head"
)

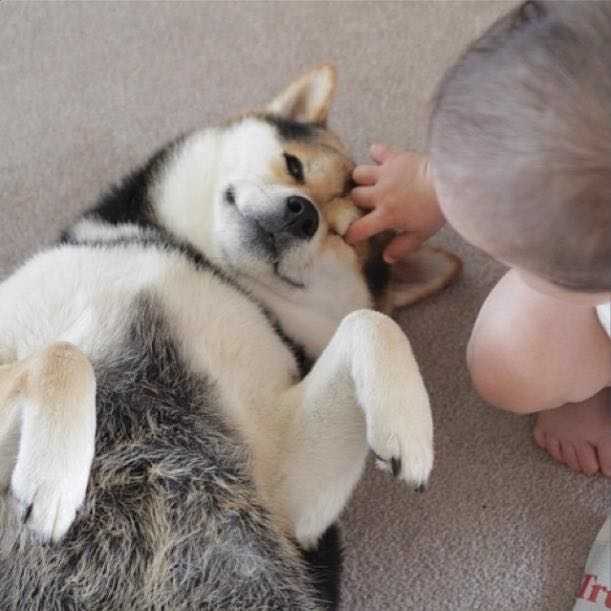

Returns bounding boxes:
[429,0,611,297]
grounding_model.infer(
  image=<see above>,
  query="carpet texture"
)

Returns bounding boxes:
[1,2,608,609]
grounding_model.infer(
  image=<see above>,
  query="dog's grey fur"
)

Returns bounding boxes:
[0,290,321,610]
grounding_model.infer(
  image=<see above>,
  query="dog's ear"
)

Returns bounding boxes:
[267,64,336,124]
[377,246,462,313]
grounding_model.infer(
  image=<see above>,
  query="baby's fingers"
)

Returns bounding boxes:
[345,209,391,244]
[370,143,400,165]
[351,186,376,209]
[382,233,423,264]
[353,165,379,186]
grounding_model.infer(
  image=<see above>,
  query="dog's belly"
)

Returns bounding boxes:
[0,243,344,608]
[0,286,325,609]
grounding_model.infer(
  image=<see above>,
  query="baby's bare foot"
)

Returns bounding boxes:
[534,388,610,476]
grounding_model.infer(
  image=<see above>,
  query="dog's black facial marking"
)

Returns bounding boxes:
[262,114,322,141]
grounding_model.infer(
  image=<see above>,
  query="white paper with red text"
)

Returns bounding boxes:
[574,518,610,610]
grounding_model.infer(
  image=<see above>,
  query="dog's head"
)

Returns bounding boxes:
[154,66,459,351]
[212,66,374,293]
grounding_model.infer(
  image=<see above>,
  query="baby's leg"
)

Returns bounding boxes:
[467,269,611,475]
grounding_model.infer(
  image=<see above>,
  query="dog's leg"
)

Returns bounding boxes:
[0,342,96,542]
[376,245,462,313]
[269,310,433,548]
[0,362,23,492]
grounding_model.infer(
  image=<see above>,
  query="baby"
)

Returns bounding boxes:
[347,0,611,476]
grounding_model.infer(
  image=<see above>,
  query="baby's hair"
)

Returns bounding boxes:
[430,0,611,291]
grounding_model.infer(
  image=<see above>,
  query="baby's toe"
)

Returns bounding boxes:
[560,442,580,473]
[546,436,563,464]
[575,443,599,476]
[533,426,546,449]
[597,438,611,477]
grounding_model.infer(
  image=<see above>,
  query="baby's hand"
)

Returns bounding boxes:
[345,144,445,263]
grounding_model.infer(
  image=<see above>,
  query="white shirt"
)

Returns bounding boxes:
[596,303,610,338]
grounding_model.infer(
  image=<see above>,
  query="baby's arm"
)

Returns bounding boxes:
[345,144,445,263]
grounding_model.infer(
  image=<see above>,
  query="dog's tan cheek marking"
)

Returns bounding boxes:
[306,155,349,203]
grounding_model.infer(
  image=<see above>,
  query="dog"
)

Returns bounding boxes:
[0,65,459,609]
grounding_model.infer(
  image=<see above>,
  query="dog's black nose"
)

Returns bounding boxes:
[284,196,319,240]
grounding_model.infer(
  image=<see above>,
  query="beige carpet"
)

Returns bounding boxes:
[1,2,608,609]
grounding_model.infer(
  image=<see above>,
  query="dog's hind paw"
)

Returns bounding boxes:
[11,466,88,543]
[10,428,93,543]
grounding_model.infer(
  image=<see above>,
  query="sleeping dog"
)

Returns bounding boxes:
[0,66,459,609]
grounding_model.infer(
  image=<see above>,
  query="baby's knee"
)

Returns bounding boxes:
[466,270,567,414]
[466,328,552,415]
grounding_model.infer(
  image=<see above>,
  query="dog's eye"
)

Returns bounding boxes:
[283,153,304,183]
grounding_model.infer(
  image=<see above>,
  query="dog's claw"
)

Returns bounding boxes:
[414,483,426,493]
[373,453,402,478]
[23,503,33,524]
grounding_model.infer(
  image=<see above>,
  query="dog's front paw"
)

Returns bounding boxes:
[10,445,92,543]
[366,387,433,491]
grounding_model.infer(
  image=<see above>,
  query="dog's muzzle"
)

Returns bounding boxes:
[258,196,319,241]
